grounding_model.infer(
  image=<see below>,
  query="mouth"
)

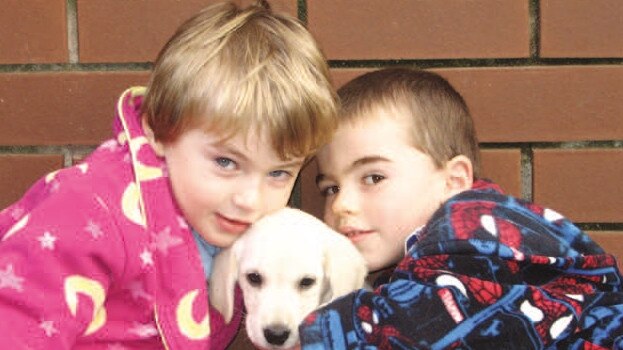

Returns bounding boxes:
[216,213,251,235]
[339,227,373,241]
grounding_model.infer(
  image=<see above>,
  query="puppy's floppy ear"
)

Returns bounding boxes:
[321,228,367,303]
[209,245,238,324]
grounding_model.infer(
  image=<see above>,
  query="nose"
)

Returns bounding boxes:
[263,324,290,346]
[330,185,358,216]
[232,176,262,211]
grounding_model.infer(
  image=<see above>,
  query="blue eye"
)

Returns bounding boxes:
[268,170,291,180]
[215,157,236,170]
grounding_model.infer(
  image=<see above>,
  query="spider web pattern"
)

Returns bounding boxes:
[458,275,503,306]
[449,202,497,240]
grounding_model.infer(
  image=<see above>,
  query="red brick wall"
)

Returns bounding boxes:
[1,1,622,250]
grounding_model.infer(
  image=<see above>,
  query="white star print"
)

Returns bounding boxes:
[140,249,154,267]
[126,280,153,302]
[39,319,58,337]
[85,220,104,239]
[150,227,183,256]
[0,264,24,292]
[107,343,127,350]
[128,322,158,338]
[38,232,57,250]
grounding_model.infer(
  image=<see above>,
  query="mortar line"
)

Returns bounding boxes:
[66,0,79,64]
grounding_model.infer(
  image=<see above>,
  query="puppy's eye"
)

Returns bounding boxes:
[246,272,263,287]
[298,277,316,290]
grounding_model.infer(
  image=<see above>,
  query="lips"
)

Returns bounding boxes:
[339,226,373,242]
[216,213,251,235]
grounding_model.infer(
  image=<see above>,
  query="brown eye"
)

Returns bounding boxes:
[246,272,262,287]
[299,277,316,290]
[319,185,339,197]
[363,174,385,185]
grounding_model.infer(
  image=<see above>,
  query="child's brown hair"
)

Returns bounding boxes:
[143,1,337,160]
[337,67,481,177]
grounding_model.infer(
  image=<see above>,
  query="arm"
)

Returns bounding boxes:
[301,247,623,349]
[301,260,623,350]
[301,183,623,349]
[0,189,126,348]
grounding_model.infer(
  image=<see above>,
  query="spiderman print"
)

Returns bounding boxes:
[300,179,623,349]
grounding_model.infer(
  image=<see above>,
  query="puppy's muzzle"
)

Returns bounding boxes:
[264,324,290,346]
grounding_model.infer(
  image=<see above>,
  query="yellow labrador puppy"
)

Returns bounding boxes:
[210,207,367,349]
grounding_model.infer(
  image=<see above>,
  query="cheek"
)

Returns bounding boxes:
[265,184,296,208]
[323,208,339,230]
[171,175,218,212]
[367,189,428,235]
[361,188,401,220]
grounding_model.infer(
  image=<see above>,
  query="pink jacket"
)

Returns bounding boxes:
[0,87,242,349]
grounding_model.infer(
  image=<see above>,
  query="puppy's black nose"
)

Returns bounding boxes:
[263,324,290,346]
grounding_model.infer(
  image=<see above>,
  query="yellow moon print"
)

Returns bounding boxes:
[126,136,163,182]
[64,275,107,335]
[117,132,128,146]
[176,289,211,340]
[2,214,29,241]
[121,183,146,227]
[135,161,163,182]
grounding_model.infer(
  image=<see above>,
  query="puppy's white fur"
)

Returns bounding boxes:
[210,207,367,349]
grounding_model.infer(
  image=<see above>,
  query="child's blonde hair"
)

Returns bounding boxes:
[142,1,337,159]
[337,68,481,177]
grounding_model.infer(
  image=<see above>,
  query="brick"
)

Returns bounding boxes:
[541,0,623,58]
[0,72,149,146]
[442,66,623,142]
[533,149,623,223]
[0,0,68,64]
[481,149,522,199]
[78,0,298,63]
[333,67,623,142]
[333,66,623,142]
[587,231,623,268]
[331,69,367,89]
[0,154,64,209]
[308,0,529,60]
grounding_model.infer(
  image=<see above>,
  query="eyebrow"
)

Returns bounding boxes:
[315,155,391,185]
[220,144,250,163]
[220,143,305,169]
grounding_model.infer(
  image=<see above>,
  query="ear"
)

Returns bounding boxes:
[321,229,367,303]
[208,246,238,324]
[443,155,473,200]
[141,114,165,157]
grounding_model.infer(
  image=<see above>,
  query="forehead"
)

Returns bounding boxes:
[317,111,412,165]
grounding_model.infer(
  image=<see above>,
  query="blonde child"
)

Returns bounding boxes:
[0,1,337,348]
[299,68,623,349]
